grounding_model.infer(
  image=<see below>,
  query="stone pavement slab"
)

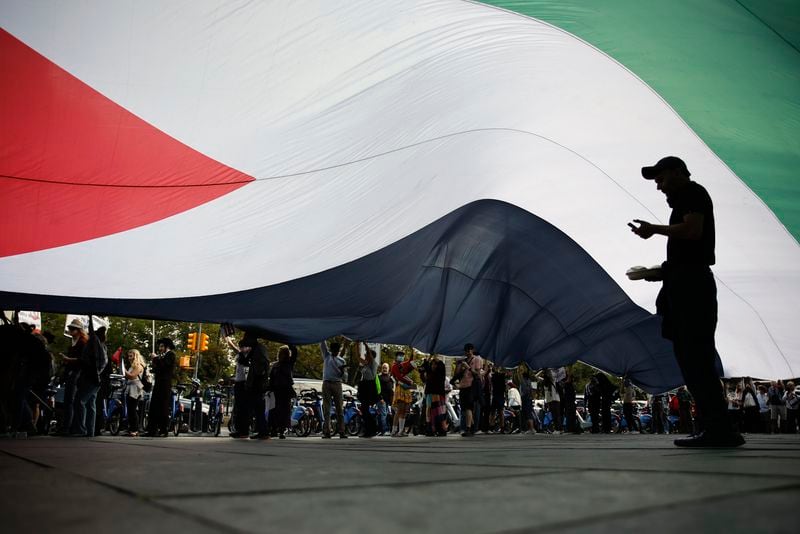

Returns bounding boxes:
[1,433,798,533]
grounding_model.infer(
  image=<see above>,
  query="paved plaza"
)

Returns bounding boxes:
[2,433,799,533]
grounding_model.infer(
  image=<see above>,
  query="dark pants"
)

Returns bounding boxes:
[660,267,732,436]
[679,401,693,434]
[588,399,601,433]
[549,401,562,431]
[126,396,140,433]
[729,409,742,433]
[653,400,666,433]
[247,388,267,436]
[358,380,378,436]
[233,382,249,435]
[480,392,491,432]
[273,388,292,434]
[148,385,171,435]
[563,398,576,433]
[61,370,80,432]
[74,381,100,436]
[787,409,799,434]
[760,411,770,433]
[95,380,110,436]
[473,399,482,434]
[743,406,760,434]
[521,395,533,427]
[623,402,635,432]
[601,397,612,433]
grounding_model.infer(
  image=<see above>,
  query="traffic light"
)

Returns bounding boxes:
[187,332,197,351]
[199,332,210,352]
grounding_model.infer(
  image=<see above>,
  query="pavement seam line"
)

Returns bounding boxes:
[0,447,248,534]
[0,448,54,469]
[88,437,280,457]
[155,468,567,500]
[493,481,800,534]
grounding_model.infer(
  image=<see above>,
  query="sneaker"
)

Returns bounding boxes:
[674,431,745,448]
[229,432,248,439]
[278,432,286,440]
[339,433,348,439]
[460,432,474,437]
[322,434,332,439]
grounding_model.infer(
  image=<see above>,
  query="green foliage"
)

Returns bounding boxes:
[36,315,637,397]
[39,313,233,385]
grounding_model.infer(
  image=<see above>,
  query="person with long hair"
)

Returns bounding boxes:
[424,356,448,436]
[123,349,145,436]
[740,379,760,434]
[541,369,562,433]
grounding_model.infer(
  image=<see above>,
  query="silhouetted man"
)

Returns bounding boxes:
[146,338,176,437]
[630,156,743,447]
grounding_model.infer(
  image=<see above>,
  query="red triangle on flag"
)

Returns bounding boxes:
[0,29,255,258]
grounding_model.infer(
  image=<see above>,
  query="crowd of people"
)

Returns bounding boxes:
[2,318,799,442]
[725,379,799,434]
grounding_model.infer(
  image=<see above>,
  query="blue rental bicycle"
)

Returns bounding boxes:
[105,374,127,435]
[169,383,189,436]
[206,385,225,436]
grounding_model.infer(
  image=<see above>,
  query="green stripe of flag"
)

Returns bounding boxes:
[484,0,800,240]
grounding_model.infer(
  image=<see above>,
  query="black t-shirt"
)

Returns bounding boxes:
[379,374,394,403]
[491,371,506,395]
[666,181,715,266]
[424,360,446,396]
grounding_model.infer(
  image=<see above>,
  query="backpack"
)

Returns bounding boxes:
[141,366,153,393]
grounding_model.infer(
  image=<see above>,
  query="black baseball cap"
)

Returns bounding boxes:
[642,156,691,179]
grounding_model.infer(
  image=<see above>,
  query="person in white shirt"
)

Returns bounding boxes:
[541,369,562,433]
[507,382,521,407]
[756,385,770,433]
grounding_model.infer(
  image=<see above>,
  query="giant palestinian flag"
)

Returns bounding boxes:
[1,1,798,391]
